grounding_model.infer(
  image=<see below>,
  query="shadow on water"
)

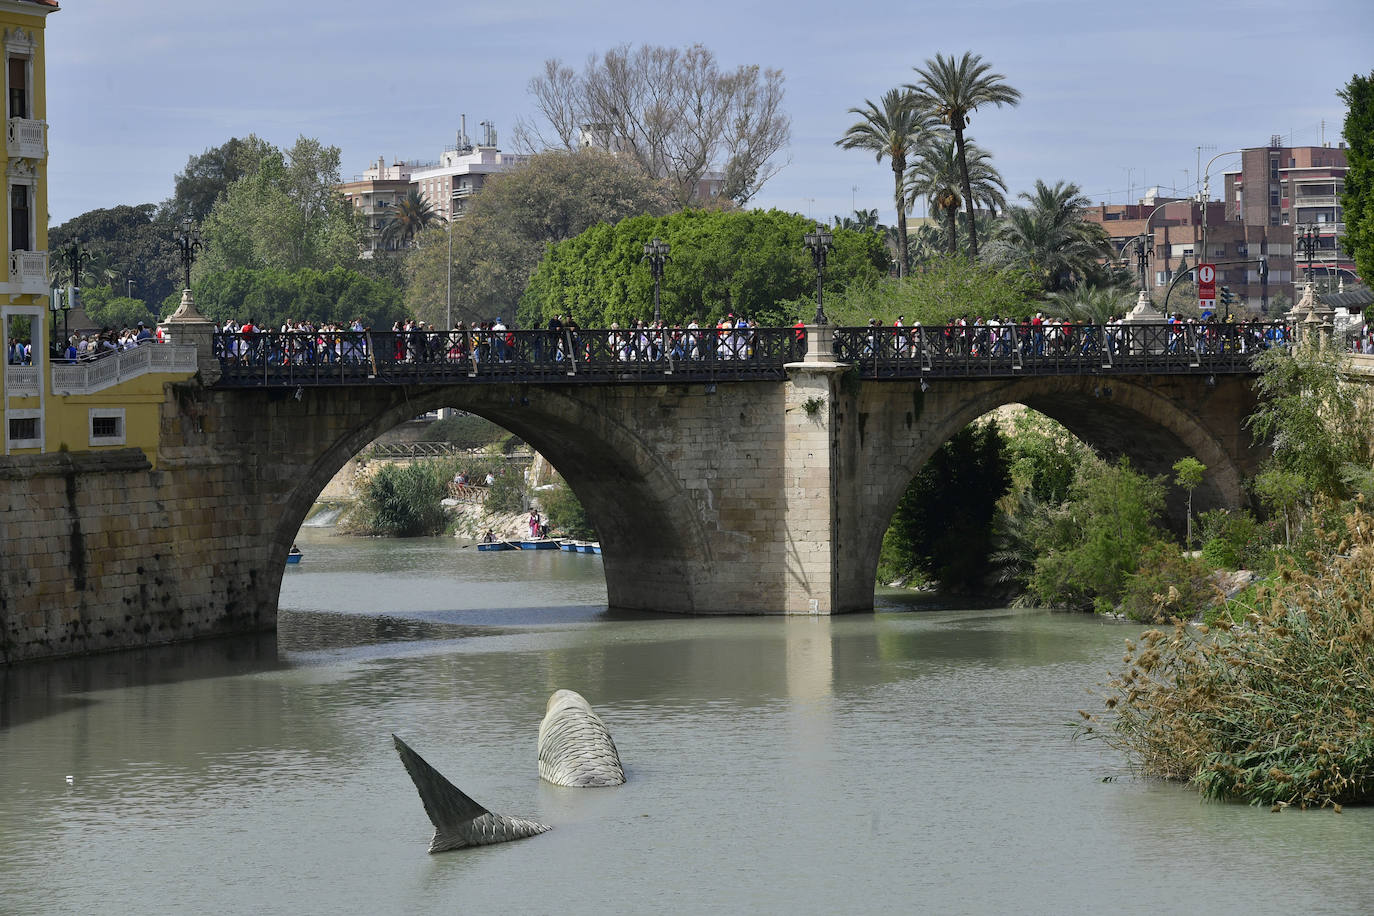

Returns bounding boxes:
[0,631,281,732]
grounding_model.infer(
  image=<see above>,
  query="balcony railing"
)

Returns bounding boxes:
[8,249,47,295]
[50,342,199,396]
[6,117,45,159]
[3,364,39,395]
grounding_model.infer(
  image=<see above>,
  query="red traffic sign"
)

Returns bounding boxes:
[1197,263,1216,298]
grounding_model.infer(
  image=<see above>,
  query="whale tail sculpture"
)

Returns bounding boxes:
[537,689,626,787]
[392,734,551,853]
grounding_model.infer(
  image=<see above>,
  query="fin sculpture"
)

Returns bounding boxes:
[537,689,626,787]
[392,734,551,853]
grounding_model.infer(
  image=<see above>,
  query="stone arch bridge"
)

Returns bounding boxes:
[2,320,1278,661]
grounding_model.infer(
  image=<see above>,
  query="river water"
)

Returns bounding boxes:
[3,528,1372,915]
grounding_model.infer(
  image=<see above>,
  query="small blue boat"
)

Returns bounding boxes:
[286,545,303,565]
[578,543,602,555]
[477,541,516,552]
[558,540,579,552]
[518,539,560,550]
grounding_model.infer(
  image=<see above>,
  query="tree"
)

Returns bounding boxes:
[1246,339,1373,512]
[1028,456,1167,610]
[184,266,406,330]
[1339,71,1374,284]
[404,149,674,327]
[823,254,1039,327]
[837,89,930,277]
[904,133,1005,256]
[519,208,889,328]
[908,52,1021,260]
[382,190,439,249]
[162,137,250,223]
[198,135,363,278]
[519,44,790,207]
[1043,284,1135,324]
[1172,456,1206,549]
[991,180,1111,291]
[50,204,183,309]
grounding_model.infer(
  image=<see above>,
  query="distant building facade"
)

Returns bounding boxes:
[338,157,413,259]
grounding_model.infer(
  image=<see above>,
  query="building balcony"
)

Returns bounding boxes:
[6,117,45,160]
[9,249,47,295]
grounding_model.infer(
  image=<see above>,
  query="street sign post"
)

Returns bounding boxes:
[1197,263,1216,311]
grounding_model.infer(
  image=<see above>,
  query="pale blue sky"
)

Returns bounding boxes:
[44,0,1373,227]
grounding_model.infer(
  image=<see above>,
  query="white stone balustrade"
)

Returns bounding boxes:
[50,343,198,395]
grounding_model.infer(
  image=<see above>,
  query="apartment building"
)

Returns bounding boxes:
[338,157,413,259]
[1222,141,1356,305]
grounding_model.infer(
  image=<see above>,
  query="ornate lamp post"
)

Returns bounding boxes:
[803,225,833,325]
[642,237,670,325]
[174,219,204,291]
[1295,224,1320,288]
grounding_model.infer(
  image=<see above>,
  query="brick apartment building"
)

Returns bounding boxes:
[1084,142,1358,315]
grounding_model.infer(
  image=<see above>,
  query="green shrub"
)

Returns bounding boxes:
[1117,542,1215,622]
[1198,508,1272,571]
[484,469,526,514]
[540,484,595,540]
[349,462,450,536]
[1078,505,1374,809]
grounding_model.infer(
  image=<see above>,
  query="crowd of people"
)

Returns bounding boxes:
[6,323,163,366]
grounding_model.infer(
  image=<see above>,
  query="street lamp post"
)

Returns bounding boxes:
[62,237,92,338]
[804,225,833,325]
[641,237,670,325]
[127,279,135,300]
[173,219,204,291]
[1295,224,1320,289]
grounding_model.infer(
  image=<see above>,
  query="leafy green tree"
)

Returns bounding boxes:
[880,422,1010,591]
[1339,71,1374,284]
[1028,456,1167,610]
[1043,283,1135,323]
[836,89,932,276]
[50,204,183,310]
[162,137,251,223]
[824,254,1039,326]
[990,180,1112,291]
[76,290,156,331]
[540,483,596,540]
[405,149,673,327]
[520,208,889,328]
[1002,410,1093,505]
[1172,456,1206,549]
[908,52,1021,260]
[182,266,405,329]
[198,135,363,278]
[904,133,1005,256]
[1246,340,1372,509]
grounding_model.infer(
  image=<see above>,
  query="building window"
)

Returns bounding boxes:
[7,55,26,119]
[1270,189,1280,206]
[9,183,30,251]
[1270,159,1279,180]
[6,410,40,448]
[89,408,125,446]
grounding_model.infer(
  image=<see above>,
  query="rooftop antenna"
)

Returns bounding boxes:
[1194,145,1216,200]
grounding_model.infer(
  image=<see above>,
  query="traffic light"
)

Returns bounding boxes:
[1220,286,1235,315]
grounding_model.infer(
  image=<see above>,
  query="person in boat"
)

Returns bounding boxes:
[481,529,495,544]
[289,543,301,556]
[528,510,541,540]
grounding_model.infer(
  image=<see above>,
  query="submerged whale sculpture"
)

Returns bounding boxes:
[392,734,551,852]
[537,689,626,787]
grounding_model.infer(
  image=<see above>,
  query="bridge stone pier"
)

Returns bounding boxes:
[1,326,1268,662]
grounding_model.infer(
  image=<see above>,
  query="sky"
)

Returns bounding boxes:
[44,0,1374,228]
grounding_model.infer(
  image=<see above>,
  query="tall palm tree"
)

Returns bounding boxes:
[382,190,439,249]
[908,52,1021,260]
[994,180,1112,292]
[836,89,931,277]
[904,133,1005,256]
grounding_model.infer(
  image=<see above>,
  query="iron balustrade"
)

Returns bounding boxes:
[213,327,807,387]
[833,321,1293,379]
[211,323,1290,387]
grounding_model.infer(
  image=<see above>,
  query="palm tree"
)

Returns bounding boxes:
[904,133,1005,256]
[382,190,439,249]
[1043,284,1135,324]
[908,52,1021,260]
[836,89,931,277]
[993,180,1111,292]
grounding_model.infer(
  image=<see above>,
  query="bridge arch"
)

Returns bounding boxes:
[835,373,1265,606]
[260,384,731,614]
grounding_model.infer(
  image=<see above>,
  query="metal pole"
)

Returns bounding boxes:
[446,219,453,330]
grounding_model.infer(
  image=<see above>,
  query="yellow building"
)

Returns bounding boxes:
[1,1,196,466]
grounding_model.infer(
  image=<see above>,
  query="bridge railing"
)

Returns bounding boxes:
[833,321,1292,379]
[213,327,806,387]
